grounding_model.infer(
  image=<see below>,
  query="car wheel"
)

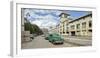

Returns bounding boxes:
[61,42,64,44]
[49,40,51,42]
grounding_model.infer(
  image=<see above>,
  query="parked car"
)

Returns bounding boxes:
[46,33,64,44]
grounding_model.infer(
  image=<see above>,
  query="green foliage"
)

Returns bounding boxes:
[24,22,34,34]
[31,24,43,35]
[24,18,43,35]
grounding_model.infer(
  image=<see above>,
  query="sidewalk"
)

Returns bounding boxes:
[63,36,92,46]
[62,35,92,40]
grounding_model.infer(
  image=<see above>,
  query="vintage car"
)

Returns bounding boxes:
[46,33,64,44]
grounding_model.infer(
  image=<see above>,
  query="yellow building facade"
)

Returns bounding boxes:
[59,13,92,36]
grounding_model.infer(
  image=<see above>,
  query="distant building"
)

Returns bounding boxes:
[21,9,32,42]
[59,12,92,37]
[41,28,48,34]
[49,26,56,33]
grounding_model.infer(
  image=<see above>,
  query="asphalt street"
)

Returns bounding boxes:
[21,35,79,49]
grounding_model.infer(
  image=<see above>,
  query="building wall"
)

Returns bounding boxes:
[59,14,92,37]
[59,18,71,35]
[21,8,32,42]
[50,26,59,34]
[21,8,24,32]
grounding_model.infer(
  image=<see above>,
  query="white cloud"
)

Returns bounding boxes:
[50,10,62,16]
[32,20,43,27]
[23,8,61,30]
[31,14,58,30]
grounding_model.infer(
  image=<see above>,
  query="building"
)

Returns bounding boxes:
[59,12,92,37]
[49,26,59,34]
[21,9,32,42]
[59,12,72,36]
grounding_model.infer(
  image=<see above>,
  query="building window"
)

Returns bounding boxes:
[66,32,69,34]
[71,25,75,30]
[64,15,68,18]
[82,22,86,28]
[88,30,92,32]
[63,32,65,34]
[66,27,69,31]
[62,14,65,18]
[76,24,80,29]
[89,21,92,27]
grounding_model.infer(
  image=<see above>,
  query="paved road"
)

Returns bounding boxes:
[63,36,92,46]
[22,35,78,49]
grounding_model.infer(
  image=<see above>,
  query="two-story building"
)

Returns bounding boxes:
[59,12,92,37]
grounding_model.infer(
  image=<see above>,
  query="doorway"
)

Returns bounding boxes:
[71,31,75,36]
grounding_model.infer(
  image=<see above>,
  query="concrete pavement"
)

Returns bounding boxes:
[21,35,79,49]
[63,36,92,46]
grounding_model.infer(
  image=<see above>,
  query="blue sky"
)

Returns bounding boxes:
[23,8,91,29]
[64,10,91,19]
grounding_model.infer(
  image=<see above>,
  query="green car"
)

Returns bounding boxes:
[46,33,64,44]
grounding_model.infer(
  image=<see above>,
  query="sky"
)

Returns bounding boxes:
[23,8,91,29]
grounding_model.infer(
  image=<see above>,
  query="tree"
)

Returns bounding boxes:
[24,22,34,34]
[31,24,43,35]
[24,18,43,35]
